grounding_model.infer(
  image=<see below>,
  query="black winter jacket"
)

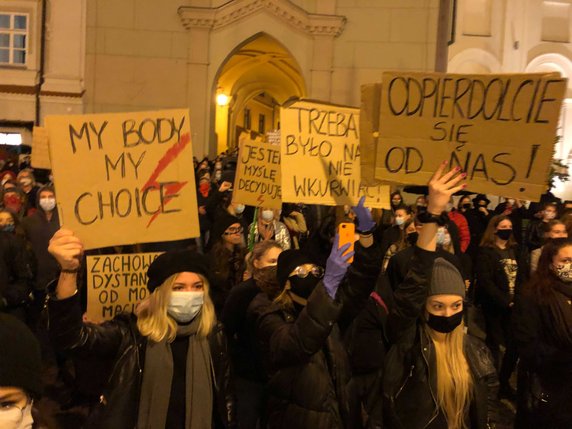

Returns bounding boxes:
[47,293,236,429]
[249,284,350,429]
[0,232,32,309]
[382,247,499,429]
[475,245,527,311]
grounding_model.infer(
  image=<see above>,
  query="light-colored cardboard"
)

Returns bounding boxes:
[232,133,282,209]
[31,126,51,169]
[86,252,161,322]
[368,72,567,201]
[281,100,384,207]
[45,109,200,249]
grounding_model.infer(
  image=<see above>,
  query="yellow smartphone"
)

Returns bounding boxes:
[338,222,355,263]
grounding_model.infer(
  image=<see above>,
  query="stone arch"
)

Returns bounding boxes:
[212,32,307,151]
[526,52,572,96]
[448,48,501,73]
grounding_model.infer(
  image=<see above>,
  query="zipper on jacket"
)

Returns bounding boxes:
[395,364,414,398]
[421,340,439,429]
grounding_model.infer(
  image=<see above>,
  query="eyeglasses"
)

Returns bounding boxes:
[224,226,243,235]
[0,398,32,426]
[288,265,324,279]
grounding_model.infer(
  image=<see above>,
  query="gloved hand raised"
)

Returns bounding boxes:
[352,196,375,232]
[323,234,355,300]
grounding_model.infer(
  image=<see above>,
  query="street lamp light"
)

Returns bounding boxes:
[216,93,230,106]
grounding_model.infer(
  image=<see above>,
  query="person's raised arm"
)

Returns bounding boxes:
[48,228,83,300]
[388,162,466,343]
[417,162,466,251]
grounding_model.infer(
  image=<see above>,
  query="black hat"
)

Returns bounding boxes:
[429,258,466,299]
[472,194,490,206]
[209,212,241,243]
[277,249,315,288]
[147,250,209,292]
[0,313,42,398]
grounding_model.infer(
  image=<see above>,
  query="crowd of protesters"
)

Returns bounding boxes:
[0,152,572,429]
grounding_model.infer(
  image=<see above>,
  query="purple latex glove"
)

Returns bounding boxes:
[323,234,355,299]
[352,196,375,232]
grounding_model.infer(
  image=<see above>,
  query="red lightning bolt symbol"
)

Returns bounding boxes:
[141,132,191,227]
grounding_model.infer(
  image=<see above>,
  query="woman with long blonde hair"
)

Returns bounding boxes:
[46,229,236,429]
[383,163,499,429]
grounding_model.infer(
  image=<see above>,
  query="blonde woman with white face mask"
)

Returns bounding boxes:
[0,314,42,429]
[46,229,236,429]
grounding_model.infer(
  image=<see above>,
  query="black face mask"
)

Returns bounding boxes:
[461,203,471,210]
[416,205,427,214]
[406,231,419,245]
[426,311,463,333]
[289,275,321,299]
[495,229,512,241]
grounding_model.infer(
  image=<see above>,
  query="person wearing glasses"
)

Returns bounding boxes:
[207,212,248,315]
[0,313,42,429]
[247,235,355,428]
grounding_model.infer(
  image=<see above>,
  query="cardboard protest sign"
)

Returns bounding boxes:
[233,133,282,209]
[31,126,51,169]
[86,252,161,322]
[281,100,387,207]
[359,184,391,209]
[366,72,567,201]
[45,109,200,249]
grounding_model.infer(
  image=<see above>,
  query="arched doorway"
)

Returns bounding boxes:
[213,33,306,153]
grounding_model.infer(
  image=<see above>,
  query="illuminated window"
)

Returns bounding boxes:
[258,114,265,134]
[0,13,28,66]
[0,132,22,145]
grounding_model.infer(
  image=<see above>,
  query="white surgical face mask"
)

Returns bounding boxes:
[39,197,56,212]
[436,228,451,246]
[395,216,405,226]
[167,291,204,323]
[261,209,274,222]
[18,178,32,187]
[0,402,34,429]
[234,204,245,215]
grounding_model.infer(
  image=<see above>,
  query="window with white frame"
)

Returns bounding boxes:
[0,13,28,66]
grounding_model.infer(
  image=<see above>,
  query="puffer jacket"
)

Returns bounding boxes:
[248,284,350,429]
[47,293,236,429]
[247,241,380,429]
[382,247,499,429]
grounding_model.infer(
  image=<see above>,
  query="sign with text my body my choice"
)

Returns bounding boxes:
[281,100,390,208]
[46,109,200,249]
[365,72,566,201]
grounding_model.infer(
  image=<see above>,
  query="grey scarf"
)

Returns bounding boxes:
[137,315,213,429]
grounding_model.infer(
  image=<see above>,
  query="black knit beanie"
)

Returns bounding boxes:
[429,257,466,298]
[210,212,241,243]
[0,313,42,398]
[146,250,210,292]
[277,249,315,288]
